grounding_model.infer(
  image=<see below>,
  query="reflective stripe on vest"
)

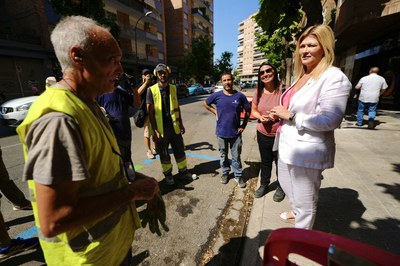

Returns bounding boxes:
[149,84,180,137]
[17,88,141,265]
[68,204,129,252]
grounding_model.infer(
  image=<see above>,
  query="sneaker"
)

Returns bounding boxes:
[273,186,285,202]
[151,148,157,155]
[254,185,269,198]
[165,175,175,185]
[220,174,229,184]
[237,178,246,188]
[0,237,39,260]
[146,150,155,159]
[12,202,32,211]
[180,171,194,181]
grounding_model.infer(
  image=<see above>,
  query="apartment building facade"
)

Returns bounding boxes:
[0,0,58,99]
[334,0,400,108]
[164,0,213,67]
[236,12,264,86]
[104,0,166,76]
[0,0,166,99]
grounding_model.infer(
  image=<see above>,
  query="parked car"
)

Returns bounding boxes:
[203,86,214,94]
[188,83,204,96]
[176,83,189,98]
[0,96,38,126]
[240,87,257,120]
[214,82,223,92]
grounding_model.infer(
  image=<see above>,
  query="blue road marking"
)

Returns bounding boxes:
[185,152,219,161]
[16,151,219,239]
[16,226,37,239]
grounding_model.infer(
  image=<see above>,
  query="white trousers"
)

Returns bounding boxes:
[278,158,322,229]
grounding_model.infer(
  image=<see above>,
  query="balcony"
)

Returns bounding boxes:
[0,29,41,45]
[192,0,212,12]
[192,8,210,23]
[192,23,209,35]
[335,0,400,52]
[114,0,144,13]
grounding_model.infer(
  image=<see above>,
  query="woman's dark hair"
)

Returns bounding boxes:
[256,62,280,102]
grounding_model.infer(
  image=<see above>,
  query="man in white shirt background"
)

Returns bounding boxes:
[355,67,388,129]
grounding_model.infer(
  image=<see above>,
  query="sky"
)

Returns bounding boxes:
[213,0,260,68]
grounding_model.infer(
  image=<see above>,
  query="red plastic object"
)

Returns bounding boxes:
[263,228,400,266]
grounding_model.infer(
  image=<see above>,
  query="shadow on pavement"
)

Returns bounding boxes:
[243,161,260,182]
[315,187,400,254]
[0,124,17,138]
[131,250,150,266]
[5,214,34,228]
[189,160,219,177]
[0,246,45,266]
[205,229,272,266]
[185,141,216,152]
[208,185,400,265]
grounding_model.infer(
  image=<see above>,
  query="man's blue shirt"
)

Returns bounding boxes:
[97,86,134,141]
[205,90,250,138]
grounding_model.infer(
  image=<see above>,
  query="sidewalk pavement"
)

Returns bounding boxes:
[240,109,400,265]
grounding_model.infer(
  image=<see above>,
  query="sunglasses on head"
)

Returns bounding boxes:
[259,68,273,75]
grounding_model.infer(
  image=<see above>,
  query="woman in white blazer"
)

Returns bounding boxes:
[270,25,351,229]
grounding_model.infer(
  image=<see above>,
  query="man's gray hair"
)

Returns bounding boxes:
[50,16,108,72]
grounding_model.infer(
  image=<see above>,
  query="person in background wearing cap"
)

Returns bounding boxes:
[146,63,194,185]
[137,69,157,159]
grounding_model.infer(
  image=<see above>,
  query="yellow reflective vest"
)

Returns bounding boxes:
[149,83,181,137]
[17,88,141,265]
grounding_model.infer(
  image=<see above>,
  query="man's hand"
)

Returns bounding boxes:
[152,129,162,142]
[144,75,152,86]
[141,192,169,236]
[127,177,159,201]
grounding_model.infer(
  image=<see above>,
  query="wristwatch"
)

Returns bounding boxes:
[289,111,296,121]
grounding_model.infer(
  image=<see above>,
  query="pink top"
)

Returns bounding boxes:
[277,87,297,134]
[252,89,281,137]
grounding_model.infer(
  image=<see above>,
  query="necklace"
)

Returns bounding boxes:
[61,78,77,94]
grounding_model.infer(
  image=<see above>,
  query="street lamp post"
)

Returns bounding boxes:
[134,11,153,85]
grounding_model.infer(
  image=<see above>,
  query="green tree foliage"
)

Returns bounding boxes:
[49,0,120,38]
[213,51,233,81]
[255,0,323,82]
[177,51,193,82]
[181,36,214,82]
[256,0,322,34]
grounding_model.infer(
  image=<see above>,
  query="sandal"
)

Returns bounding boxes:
[146,150,155,159]
[279,211,295,224]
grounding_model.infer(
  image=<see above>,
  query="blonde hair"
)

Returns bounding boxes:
[293,24,335,80]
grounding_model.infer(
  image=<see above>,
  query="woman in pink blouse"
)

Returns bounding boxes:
[251,62,285,202]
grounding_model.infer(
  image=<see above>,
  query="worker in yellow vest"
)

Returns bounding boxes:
[146,64,195,185]
[16,16,162,265]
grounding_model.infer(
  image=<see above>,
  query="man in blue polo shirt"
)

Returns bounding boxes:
[203,72,250,188]
[97,75,137,180]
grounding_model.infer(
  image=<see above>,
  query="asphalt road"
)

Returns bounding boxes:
[0,93,261,265]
